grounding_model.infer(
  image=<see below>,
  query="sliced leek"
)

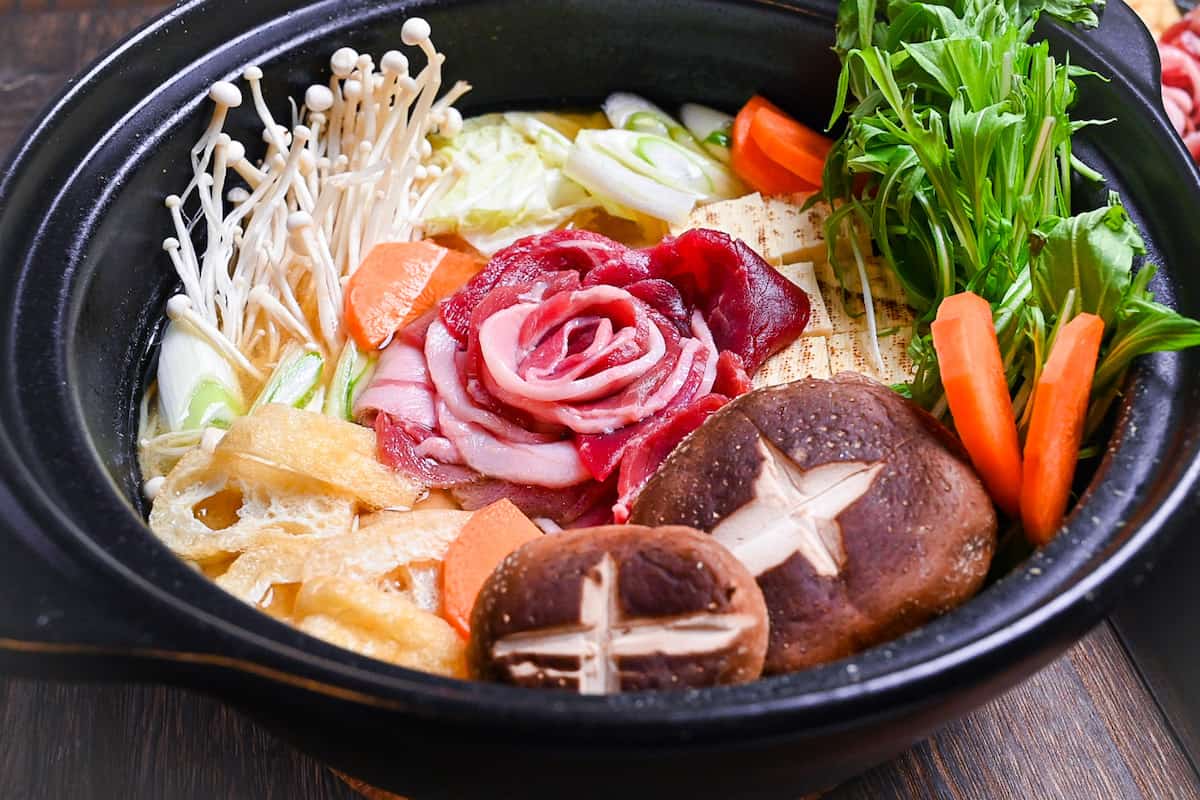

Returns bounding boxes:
[680,103,734,164]
[324,340,376,421]
[563,143,698,225]
[577,129,742,201]
[157,320,244,432]
[603,93,707,154]
[251,344,325,411]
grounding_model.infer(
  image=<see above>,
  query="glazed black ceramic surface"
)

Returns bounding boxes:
[0,1,1196,797]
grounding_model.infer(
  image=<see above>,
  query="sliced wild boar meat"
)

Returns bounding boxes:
[361,228,810,522]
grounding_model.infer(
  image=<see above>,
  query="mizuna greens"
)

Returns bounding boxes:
[821,0,1200,438]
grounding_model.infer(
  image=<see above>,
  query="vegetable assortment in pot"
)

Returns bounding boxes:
[140,0,1200,693]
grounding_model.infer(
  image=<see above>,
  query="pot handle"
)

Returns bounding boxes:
[0,482,173,680]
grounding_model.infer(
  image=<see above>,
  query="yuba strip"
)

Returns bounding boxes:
[931,292,1023,517]
[1020,313,1105,545]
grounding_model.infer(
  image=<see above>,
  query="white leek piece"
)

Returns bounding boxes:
[563,143,697,225]
[603,93,705,152]
[157,321,244,432]
[250,344,325,411]
[577,129,743,201]
[681,103,734,164]
[324,340,376,421]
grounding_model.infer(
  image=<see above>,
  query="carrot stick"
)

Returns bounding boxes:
[1020,313,1105,545]
[748,103,832,186]
[931,292,1024,517]
[343,241,482,350]
[732,97,816,195]
[441,499,543,637]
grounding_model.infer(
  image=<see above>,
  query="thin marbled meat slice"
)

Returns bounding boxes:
[375,413,478,488]
[612,393,730,523]
[648,229,810,372]
[451,476,616,528]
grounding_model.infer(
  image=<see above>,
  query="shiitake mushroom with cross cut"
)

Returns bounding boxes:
[468,525,769,693]
[630,373,998,674]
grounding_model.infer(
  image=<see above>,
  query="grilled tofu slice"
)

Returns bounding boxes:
[670,193,772,256]
[774,261,832,338]
[753,336,833,389]
[814,257,907,304]
[761,195,874,264]
[827,328,915,386]
[815,258,915,336]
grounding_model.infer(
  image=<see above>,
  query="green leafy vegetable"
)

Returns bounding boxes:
[823,0,1199,441]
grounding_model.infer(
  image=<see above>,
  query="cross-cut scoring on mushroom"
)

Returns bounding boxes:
[712,436,883,578]
[630,374,998,674]
[469,525,770,693]
[490,553,761,694]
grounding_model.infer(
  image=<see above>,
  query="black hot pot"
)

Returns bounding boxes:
[0,1,1196,797]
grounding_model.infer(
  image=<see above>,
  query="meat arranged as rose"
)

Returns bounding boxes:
[356,229,810,524]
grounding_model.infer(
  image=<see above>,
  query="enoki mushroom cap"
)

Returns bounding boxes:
[381,50,409,75]
[330,47,359,78]
[165,294,192,318]
[401,17,432,46]
[305,84,335,113]
[208,80,243,108]
[224,139,247,163]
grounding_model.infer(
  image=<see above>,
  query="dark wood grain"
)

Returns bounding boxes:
[0,4,1197,799]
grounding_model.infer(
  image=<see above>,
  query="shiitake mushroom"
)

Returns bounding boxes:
[630,373,997,674]
[468,525,769,693]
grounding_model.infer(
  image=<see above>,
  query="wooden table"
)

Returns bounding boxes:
[0,2,1197,798]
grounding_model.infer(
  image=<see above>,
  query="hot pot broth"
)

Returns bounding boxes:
[139,3,1200,693]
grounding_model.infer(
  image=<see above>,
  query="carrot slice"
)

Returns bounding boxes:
[1020,313,1105,545]
[931,292,1024,517]
[748,104,833,186]
[343,241,482,350]
[403,247,482,328]
[732,97,816,195]
[441,499,543,637]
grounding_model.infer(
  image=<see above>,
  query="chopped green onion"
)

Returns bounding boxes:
[681,103,734,164]
[603,93,709,153]
[324,339,376,421]
[157,320,244,432]
[251,344,324,411]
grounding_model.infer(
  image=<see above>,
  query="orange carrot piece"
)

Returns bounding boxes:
[343,241,482,350]
[931,292,1024,517]
[402,247,482,329]
[748,103,833,186]
[441,499,542,637]
[732,97,816,196]
[1020,313,1105,545]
